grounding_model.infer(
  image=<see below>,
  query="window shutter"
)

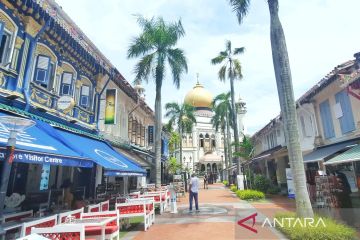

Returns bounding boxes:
[335,90,355,134]
[319,100,335,139]
[37,56,50,69]
[62,73,72,84]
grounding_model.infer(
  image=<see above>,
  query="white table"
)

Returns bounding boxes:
[61,217,117,239]
[16,233,50,239]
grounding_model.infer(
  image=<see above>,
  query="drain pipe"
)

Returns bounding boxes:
[23,21,50,111]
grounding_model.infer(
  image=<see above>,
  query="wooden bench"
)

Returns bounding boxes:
[20,214,58,237]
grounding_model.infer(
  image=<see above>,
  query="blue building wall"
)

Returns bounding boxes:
[0,0,114,133]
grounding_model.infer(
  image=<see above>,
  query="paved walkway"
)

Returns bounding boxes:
[123,183,287,240]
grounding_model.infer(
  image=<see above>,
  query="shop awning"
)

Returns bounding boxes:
[324,144,360,165]
[0,113,93,168]
[249,145,284,163]
[37,122,146,176]
[114,147,153,168]
[303,140,359,163]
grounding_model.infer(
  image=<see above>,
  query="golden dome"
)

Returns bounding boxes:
[184,82,213,108]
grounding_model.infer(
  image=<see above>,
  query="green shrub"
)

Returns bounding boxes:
[222,180,229,186]
[230,185,237,192]
[253,175,270,193]
[274,212,356,240]
[236,189,265,200]
[267,185,281,194]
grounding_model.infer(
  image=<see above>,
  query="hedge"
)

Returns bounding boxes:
[274,212,357,240]
[236,189,265,200]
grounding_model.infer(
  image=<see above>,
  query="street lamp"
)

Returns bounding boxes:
[0,116,35,223]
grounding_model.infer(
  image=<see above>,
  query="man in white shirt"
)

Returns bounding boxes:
[189,173,199,212]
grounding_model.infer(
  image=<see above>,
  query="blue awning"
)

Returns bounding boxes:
[303,139,359,163]
[0,112,93,168]
[37,123,146,176]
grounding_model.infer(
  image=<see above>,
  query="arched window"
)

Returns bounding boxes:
[59,62,76,96]
[189,135,193,147]
[0,10,17,67]
[78,76,93,110]
[205,133,210,149]
[199,134,204,148]
[182,135,187,146]
[32,44,57,90]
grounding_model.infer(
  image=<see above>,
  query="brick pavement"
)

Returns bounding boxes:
[127,183,286,240]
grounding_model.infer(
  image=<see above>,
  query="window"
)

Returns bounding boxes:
[335,90,355,134]
[80,85,90,108]
[199,134,204,148]
[319,100,335,139]
[33,55,51,86]
[0,22,12,66]
[61,72,73,95]
[300,115,312,137]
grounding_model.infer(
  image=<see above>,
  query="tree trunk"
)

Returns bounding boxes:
[154,81,162,188]
[222,126,229,182]
[229,62,242,176]
[179,126,183,169]
[268,0,313,217]
[226,112,232,182]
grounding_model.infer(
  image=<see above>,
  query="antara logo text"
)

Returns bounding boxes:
[237,213,326,233]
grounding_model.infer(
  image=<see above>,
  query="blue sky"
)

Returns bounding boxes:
[57,0,360,134]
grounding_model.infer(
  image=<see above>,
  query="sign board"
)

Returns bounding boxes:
[237,175,244,190]
[105,89,117,124]
[148,126,154,144]
[286,168,295,198]
[57,96,75,111]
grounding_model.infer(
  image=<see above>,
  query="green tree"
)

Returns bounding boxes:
[165,102,196,168]
[212,92,232,182]
[228,0,313,217]
[211,40,244,176]
[128,16,188,187]
[168,156,182,175]
[168,131,180,156]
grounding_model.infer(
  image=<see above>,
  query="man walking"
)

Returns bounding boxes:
[189,173,199,212]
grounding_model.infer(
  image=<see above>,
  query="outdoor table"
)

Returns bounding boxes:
[61,217,117,239]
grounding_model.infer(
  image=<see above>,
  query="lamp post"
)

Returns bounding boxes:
[0,116,35,226]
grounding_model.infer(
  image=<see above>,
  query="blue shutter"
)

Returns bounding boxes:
[335,90,355,134]
[34,55,50,84]
[0,21,4,40]
[319,100,335,139]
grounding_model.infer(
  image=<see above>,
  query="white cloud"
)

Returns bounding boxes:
[57,0,360,134]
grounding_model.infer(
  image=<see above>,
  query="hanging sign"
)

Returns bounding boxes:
[148,126,154,144]
[286,168,295,199]
[57,96,75,112]
[105,89,117,124]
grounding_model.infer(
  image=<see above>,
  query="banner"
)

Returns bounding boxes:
[105,89,117,124]
[286,168,295,198]
[40,164,50,190]
[148,126,154,144]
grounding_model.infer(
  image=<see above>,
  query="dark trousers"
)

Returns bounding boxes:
[189,191,199,211]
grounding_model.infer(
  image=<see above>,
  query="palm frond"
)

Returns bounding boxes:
[225,40,232,53]
[127,35,154,58]
[218,65,227,82]
[234,47,245,55]
[228,0,251,24]
[133,53,155,82]
[233,59,243,80]
[167,48,188,89]
[211,54,227,65]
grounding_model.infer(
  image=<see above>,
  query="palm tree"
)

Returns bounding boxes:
[211,41,244,177]
[165,102,196,168]
[212,92,232,182]
[128,16,188,187]
[228,0,313,217]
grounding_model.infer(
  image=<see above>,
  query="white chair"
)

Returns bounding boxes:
[20,215,57,237]
[116,200,154,231]
[2,210,33,223]
[81,210,120,240]
[141,192,166,214]
[87,203,100,212]
[100,200,110,211]
[31,224,86,240]
[58,207,84,223]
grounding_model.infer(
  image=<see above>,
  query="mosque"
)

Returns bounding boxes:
[177,80,247,176]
